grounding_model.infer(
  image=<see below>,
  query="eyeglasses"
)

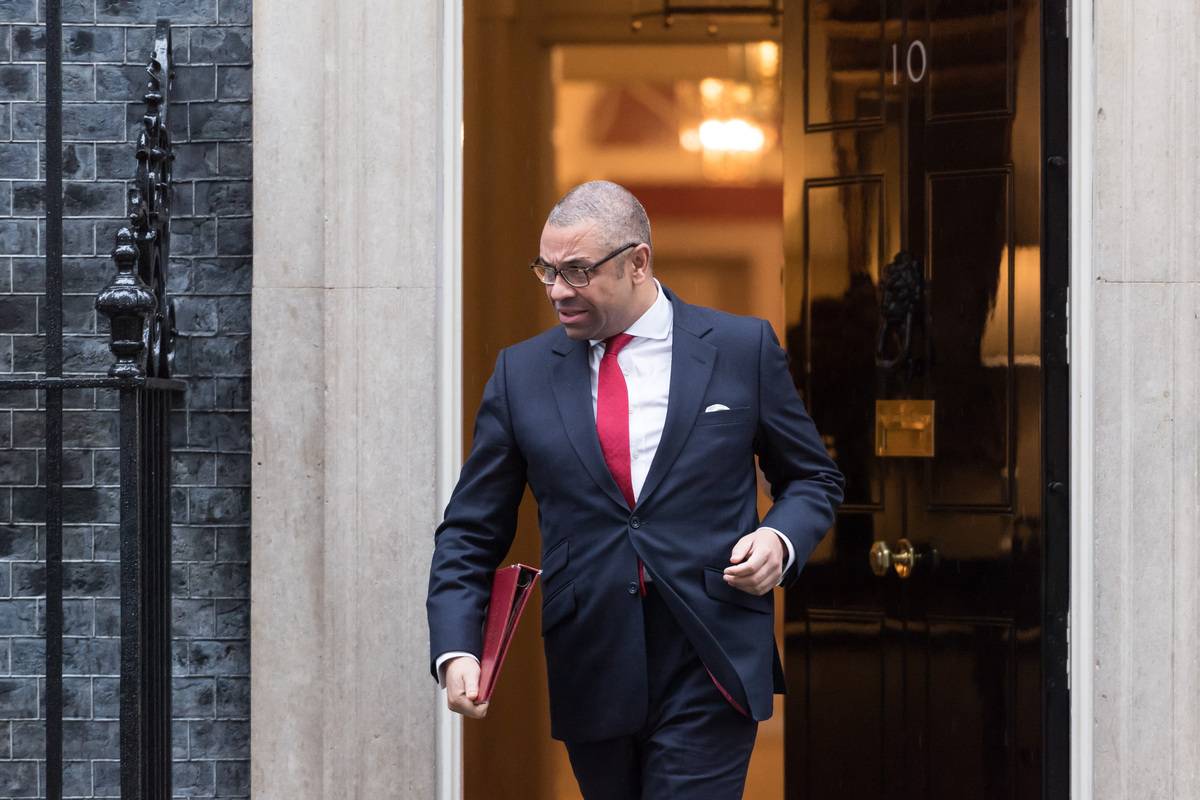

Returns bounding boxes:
[530,242,638,288]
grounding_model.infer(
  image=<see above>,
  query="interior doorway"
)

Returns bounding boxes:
[458,1,1068,797]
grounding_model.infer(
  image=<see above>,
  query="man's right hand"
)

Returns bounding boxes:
[444,656,490,719]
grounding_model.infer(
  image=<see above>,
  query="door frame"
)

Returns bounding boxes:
[1066,0,1096,797]
[433,1,1095,797]
[436,0,465,798]
[1044,0,1077,796]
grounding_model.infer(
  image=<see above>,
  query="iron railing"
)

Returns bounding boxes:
[0,5,182,798]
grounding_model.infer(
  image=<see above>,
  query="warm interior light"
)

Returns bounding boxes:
[699,77,724,103]
[697,118,766,153]
[679,127,702,152]
[755,42,780,79]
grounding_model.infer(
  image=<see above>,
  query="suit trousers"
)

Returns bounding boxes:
[563,581,759,799]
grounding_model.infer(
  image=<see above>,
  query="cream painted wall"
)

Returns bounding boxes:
[1090,0,1200,797]
[250,0,445,796]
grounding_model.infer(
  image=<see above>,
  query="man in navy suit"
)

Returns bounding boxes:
[427,181,844,798]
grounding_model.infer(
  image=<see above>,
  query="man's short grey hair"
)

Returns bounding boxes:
[546,180,653,253]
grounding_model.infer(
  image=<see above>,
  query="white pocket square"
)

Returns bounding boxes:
[704,403,730,413]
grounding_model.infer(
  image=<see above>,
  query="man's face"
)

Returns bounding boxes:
[539,220,642,341]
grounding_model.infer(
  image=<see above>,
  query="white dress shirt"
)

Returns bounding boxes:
[436,279,795,686]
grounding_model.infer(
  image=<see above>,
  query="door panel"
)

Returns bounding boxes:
[924,619,1016,799]
[804,177,886,510]
[783,0,1044,797]
[804,0,886,130]
[925,169,1013,510]
[792,612,891,796]
[924,0,1013,119]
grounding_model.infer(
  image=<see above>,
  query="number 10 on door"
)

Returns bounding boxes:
[892,40,927,84]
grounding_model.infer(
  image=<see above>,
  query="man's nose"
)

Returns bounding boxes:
[548,274,576,302]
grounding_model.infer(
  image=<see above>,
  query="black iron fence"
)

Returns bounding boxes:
[0,4,182,798]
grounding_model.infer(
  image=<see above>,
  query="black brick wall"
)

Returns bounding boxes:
[0,1,251,797]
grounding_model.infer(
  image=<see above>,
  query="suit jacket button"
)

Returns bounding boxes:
[630,516,641,528]
[627,581,639,595]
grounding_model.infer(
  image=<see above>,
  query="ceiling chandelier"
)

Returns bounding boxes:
[676,42,781,181]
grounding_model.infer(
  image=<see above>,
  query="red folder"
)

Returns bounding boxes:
[477,563,541,704]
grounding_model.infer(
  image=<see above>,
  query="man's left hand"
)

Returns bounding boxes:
[724,528,785,596]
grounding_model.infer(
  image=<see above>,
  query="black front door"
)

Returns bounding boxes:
[781,1,1057,797]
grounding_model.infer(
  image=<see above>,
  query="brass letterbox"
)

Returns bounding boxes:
[874,399,935,458]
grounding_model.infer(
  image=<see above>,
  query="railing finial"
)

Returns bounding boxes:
[96,228,156,379]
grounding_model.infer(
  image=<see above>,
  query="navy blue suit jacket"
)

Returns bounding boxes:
[426,285,844,742]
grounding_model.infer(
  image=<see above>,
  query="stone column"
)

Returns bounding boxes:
[251,0,446,796]
[1091,0,1200,796]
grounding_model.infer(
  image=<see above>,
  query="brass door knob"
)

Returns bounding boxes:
[869,538,927,579]
[869,540,893,576]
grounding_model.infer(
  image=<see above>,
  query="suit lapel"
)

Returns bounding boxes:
[635,291,715,509]
[550,333,630,510]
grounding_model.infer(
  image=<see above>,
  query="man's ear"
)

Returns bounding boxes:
[631,244,652,282]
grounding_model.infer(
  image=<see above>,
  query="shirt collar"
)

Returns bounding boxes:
[590,278,672,347]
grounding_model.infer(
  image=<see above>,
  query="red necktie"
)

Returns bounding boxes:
[597,333,636,506]
[596,333,647,595]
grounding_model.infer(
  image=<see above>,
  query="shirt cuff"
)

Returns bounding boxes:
[435,651,479,688]
[761,526,795,586]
